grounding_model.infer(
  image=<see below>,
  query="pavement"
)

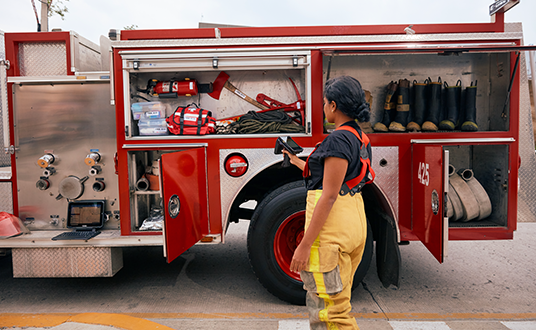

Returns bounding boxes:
[2,222,536,330]
[2,314,536,330]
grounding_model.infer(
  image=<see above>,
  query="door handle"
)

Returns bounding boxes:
[4,145,19,155]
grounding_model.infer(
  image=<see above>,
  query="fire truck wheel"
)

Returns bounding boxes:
[248,181,307,305]
[247,181,373,305]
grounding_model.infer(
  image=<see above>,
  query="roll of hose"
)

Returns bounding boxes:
[448,183,464,221]
[458,168,492,220]
[136,176,150,191]
[450,169,479,222]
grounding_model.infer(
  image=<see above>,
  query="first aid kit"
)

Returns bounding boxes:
[166,104,216,135]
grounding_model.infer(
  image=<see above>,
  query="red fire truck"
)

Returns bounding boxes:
[1,9,535,305]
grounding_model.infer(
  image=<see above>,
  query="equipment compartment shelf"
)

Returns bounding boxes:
[122,50,311,139]
[128,150,163,232]
[445,144,509,228]
[323,51,512,133]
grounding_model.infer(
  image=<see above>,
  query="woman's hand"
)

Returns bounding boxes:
[282,149,305,171]
[290,242,311,273]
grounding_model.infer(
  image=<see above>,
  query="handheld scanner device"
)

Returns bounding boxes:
[274,136,303,167]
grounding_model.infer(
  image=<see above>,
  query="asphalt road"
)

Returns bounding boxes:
[1,221,536,330]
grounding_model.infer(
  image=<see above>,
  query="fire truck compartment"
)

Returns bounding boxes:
[123,51,310,138]
[128,150,164,231]
[445,144,509,228]
[10,79,120,232]
[323,52,511,132]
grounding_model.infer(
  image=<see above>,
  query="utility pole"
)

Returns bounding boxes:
[40,1,49,32]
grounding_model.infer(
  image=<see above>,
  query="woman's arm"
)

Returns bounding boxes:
[289,156,348,272]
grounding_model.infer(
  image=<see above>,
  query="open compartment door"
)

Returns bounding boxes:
[161,148,209,263]
[411,143,449,263]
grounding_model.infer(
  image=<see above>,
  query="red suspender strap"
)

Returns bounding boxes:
[335,126,375,190]
[302,142,321,178]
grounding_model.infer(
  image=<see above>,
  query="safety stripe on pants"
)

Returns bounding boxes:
[308,190,335,326]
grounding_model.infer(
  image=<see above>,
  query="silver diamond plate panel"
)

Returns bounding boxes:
[12,247,123,278]
[18,42,67,76]
[517,51,536,222]
[504,22,523,33]
[505,22,536,222]
[76,41,102,72]
[370,147,399,221]
[219,147,312,229]
[0,182,12,213]
[114,30,523,49]
[0,31,10,171]
[0,31,4,60]
[219,146,399,228]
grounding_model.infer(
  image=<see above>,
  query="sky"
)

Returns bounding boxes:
[1,0,535,47]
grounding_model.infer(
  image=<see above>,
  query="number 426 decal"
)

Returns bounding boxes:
[418,162,430,186]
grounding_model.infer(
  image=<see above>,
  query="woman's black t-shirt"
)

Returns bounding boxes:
[304,121,370,191]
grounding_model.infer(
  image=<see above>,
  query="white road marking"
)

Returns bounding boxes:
[278,320,309,330]
[389,321,451,330]
[501,321,536,330]
[277,319,536,329]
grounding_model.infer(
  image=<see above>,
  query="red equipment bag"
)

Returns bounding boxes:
[166,104,216,135]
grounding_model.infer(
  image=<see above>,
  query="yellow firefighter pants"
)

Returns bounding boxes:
[300,190,367,330]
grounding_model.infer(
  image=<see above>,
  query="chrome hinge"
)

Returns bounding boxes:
[4,145,19,155]
[0,60,10,70]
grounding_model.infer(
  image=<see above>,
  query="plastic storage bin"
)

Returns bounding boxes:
[131,102,165,120]
[138,118,168,136]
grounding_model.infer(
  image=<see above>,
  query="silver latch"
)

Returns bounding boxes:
[4,145,19,155]
[0,59,10,70]
[404,25,415,35]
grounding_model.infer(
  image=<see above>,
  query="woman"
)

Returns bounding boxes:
[282,75,374,329]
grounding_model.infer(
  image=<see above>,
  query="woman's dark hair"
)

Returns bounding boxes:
[324,76,370,122]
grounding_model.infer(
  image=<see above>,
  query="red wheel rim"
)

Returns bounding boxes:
[273,210,305,281]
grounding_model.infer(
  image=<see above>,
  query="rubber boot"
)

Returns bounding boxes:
[461,81,478,131]
[422,77,442,131]
[358,90,374,133]
[439,80,462,130]
[389,79,410,132]
[373,81,398,132]
[407,79,429,131]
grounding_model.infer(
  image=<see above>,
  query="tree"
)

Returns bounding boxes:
[31,0,69,31]
[47,0,70,20]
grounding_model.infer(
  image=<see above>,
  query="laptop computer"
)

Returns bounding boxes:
[51,200,105,241]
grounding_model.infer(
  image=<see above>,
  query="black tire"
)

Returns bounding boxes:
[247,181,373,305]
[248,181,307,305]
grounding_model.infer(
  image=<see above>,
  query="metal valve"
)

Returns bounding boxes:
[37,154,55,168]
[49,216,59,226]
[93,179,106,192]
[36,177,50,190]
[89,166,101,176]
[85,152,101,166]
[43,167,56,177]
